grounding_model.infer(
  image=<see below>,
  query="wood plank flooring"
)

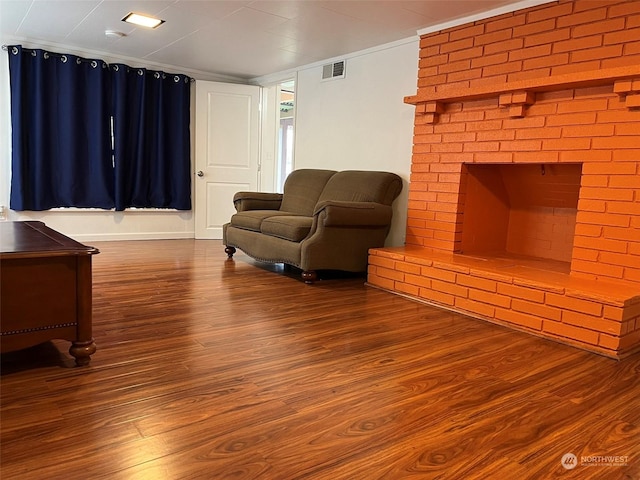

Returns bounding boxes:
[1,239,639,479]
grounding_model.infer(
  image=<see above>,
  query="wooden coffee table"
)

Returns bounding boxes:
[0,221,99,366]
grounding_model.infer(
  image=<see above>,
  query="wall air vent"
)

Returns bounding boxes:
[322,60,346,81]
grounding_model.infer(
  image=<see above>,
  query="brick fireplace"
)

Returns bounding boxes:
[368,0,640,358]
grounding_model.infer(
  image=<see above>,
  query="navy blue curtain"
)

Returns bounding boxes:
[8,46,114,210]
[111,65,191,211]
[7,46,192,211]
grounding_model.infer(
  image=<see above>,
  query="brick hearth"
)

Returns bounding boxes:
[368,0,640,358]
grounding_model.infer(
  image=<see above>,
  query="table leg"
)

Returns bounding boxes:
[72,255,97,366]
[69,340,97,366]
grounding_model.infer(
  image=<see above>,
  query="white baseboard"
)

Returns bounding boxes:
[69,231,196,242]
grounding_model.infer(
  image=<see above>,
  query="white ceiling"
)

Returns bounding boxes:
[1,0,532,81]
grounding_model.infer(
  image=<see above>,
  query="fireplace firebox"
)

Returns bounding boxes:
[460,163,582,269]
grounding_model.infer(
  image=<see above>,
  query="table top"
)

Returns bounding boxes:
[0,221,99,258]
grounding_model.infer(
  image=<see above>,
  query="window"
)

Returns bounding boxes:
[7,46,191,211]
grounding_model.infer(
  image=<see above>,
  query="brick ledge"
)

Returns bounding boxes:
[370,246,640,307]
[368,247,640,358]
[404,65,640,105]
[366,281,638,360]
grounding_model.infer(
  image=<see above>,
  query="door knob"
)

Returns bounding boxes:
[197,171,204,177]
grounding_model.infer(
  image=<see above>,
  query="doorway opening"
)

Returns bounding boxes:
[276,80,295,192]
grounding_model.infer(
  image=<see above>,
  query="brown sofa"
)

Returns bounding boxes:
[223,169,403,283]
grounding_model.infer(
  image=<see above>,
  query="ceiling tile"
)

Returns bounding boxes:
[246,1,309,20]
[400,0,516,20]
[174,0,251,22]
[16,1,101,40]
[0,1,32,36]
[316,0,433,31]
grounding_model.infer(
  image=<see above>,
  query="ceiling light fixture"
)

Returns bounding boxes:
[122,12,164,29]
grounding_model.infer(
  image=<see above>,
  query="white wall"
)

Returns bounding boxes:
[290,39,418,246]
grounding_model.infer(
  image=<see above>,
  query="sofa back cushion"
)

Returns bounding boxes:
[317,170,403,206]
[279,169,336,215]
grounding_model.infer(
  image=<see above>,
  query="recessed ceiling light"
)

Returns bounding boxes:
[122,12,164,29]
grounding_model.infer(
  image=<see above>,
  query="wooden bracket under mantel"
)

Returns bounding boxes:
[405,65,640,120]
[499,91,536,118]
[614,78,640,109]
[415,101,444,124]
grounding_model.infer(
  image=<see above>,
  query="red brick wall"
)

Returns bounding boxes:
[417,0,640,91]
[407,0,640,284]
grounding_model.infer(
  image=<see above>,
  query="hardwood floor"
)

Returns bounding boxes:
[1,239,638,479]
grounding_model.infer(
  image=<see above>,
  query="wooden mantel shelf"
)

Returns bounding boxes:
[404,65,640,106]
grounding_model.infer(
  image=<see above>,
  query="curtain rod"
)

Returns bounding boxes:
[2,44,195,82]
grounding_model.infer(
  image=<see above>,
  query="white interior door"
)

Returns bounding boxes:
[195,81,261,239]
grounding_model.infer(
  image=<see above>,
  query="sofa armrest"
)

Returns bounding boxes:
[313,200,393,227]
[233,192,283,212]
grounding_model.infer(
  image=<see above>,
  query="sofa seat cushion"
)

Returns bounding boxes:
[260,215,313,242]
[231,210,297,232]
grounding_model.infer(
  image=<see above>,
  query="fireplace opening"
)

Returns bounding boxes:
[459,163,582,273]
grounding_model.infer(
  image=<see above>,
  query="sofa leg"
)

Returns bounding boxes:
[301,270,317,284]
[225,246,236,258]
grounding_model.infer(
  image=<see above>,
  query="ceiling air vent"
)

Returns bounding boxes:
[322,60,346,81]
